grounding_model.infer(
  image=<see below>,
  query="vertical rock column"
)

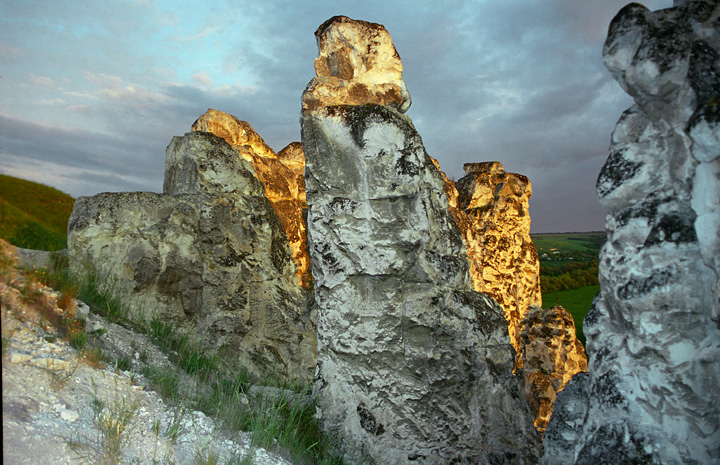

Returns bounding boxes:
[302,16,539,464]
[454,161,542,360]
[543,3,720,464]
[450,161,586,433]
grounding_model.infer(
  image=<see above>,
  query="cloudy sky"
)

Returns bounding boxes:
[1,0,672,233]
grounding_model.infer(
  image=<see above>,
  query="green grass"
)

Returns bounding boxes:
[69,379,141,465]
[541,285,599,345]
[0,174,74,251]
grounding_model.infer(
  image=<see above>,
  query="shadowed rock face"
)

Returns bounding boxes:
[69,131,316,382]
[544,2,720,464]
[302,16,539,465]
[192,109,312,288]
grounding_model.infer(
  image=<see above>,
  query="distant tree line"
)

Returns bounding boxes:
[540,260,599,294]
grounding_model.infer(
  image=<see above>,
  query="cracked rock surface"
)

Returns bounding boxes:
[301,17,539,464]
[68,131,315,382]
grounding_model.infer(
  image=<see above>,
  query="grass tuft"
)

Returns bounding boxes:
[68,377,140,465]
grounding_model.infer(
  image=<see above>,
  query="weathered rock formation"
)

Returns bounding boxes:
[519,305,588,433]
[68,131,316,381]
[453,161,542,359]
[191,109,312,288]
[437,159,586,433]
[544,2,720,464]
[302,16,539,464]
[302,16,412,114]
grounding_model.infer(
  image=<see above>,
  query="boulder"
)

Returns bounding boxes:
[301,16,412,114]
[518,305,587,433]
[302,17,539,464]
[543,2,720,464]
[192,109,312,288]
[69,131,316,381]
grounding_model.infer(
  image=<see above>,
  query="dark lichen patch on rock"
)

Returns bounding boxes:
[643,211,697,246]
[597,149,645,198]
[576,424,654,465]
[617,268,674,300]
[356,405,385,436]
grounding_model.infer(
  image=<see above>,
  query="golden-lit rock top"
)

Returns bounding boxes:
[302,16,411,113]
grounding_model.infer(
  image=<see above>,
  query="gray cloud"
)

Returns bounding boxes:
[0,0,672,232]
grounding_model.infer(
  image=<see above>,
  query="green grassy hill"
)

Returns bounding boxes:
[0,174,74,251]
[532,232,605,257]
[532,232,605,345]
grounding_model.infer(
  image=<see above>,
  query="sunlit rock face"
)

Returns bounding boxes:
[454,161,542,360]
[69,132,316,381]
[302,16,539,465]
[192,109,312,288]
[301,16,412,114]
[518,305,588,433]
[544,2,720,464]
[448,161,586,433]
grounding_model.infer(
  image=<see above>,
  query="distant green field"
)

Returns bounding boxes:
[531,232,605,256]
[541,285,600,345]
[0,174,74,251]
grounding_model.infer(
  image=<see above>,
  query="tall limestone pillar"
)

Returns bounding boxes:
[301,16,539,464]
[543,2,720,464]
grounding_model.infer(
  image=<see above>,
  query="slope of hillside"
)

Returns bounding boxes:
[0,175,74,251]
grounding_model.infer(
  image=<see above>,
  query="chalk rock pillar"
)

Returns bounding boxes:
[191,109,312,288]
[302,16,539,464]
[69,131,316,382]
[454,161,542,361]
[543,3,720,464]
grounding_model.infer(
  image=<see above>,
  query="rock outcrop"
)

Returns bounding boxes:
[518,305,588,433]
[544,2,720,464]
[302,16,539,464]
[69,131,316,381]
[453,161,542,359]
[191,109,312,288]
[301,16,412,114]
[442,160,585,433]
